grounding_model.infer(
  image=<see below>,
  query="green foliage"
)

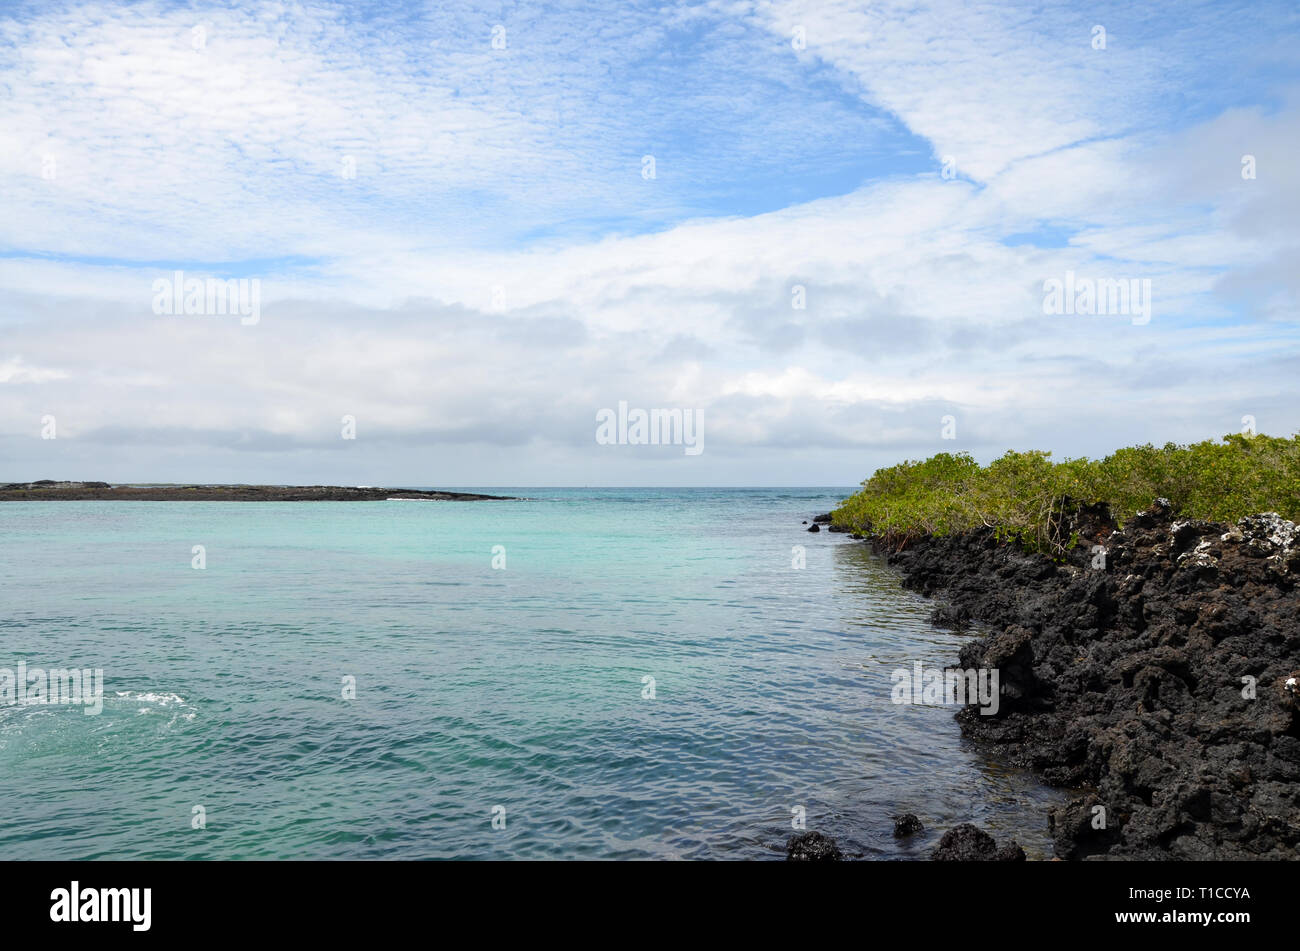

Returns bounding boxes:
[832,433,1300,554]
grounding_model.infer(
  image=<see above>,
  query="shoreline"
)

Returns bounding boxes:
[0,481,516,502]
[860,499,1300,859]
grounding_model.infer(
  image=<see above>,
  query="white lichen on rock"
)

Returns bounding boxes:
[1236,513,1300,574]
[1177,538,1219,569]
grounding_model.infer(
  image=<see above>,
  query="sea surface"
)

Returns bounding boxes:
[0,488,1066,859]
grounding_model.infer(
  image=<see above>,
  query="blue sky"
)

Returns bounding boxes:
[1,0,1298,485]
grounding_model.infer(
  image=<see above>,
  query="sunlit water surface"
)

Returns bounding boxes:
[0,489,1065,859]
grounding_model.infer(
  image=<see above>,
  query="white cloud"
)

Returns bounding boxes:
[0,0,1296,485]
[0,356,68,384]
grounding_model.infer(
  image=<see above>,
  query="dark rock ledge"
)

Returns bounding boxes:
[873,499,1300,860]
[811,512,850,533]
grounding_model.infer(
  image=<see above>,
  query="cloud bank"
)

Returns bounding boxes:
[1,0,1297,485]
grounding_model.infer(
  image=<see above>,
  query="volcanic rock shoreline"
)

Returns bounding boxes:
[871,499,1300,859]
[0,480,514,501]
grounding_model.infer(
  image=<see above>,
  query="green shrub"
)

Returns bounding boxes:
[832,433,1300,554]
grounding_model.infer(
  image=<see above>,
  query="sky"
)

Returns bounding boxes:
[1,0,1298,487]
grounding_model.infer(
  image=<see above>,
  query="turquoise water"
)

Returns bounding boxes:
[0,489,1064,859]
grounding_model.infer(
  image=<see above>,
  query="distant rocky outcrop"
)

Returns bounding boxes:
[0,482,514,501]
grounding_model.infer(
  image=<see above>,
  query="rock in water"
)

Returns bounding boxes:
[995,842,1027,861]
[786,831,842,861]
[893,813,924,837]
[807,523,821,532]
[931,824,1024,861]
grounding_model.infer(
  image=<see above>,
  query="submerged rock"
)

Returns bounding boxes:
[807,523,821,533]
[931,824,1025,861]
[785,831,842,861]
[893,813,924,837]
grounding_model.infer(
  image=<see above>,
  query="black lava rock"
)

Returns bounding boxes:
[893,813,924,837]
[931,824,1024,861]
[785,831,842,861]
[878,499,1300,859]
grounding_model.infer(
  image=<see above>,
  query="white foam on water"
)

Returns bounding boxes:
[114,691,186,706]
[112,691,196,725]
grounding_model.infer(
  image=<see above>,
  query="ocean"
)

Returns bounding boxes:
[0,488,1064,859]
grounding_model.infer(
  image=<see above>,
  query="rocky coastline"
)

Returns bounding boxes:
[0,480,515,501]
[869,499,1300,859]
